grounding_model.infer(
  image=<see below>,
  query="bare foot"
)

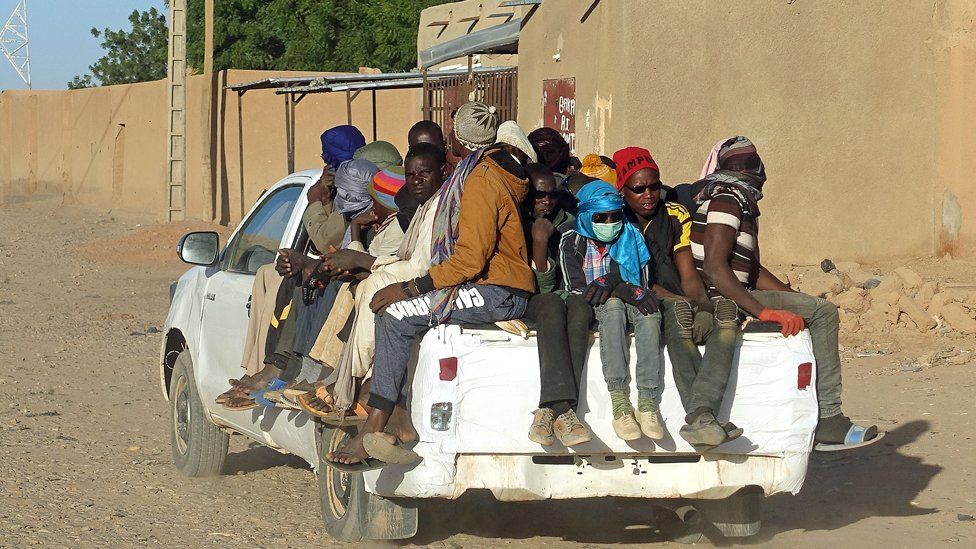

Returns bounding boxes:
[327,432,370,465]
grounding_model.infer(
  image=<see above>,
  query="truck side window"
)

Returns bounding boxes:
[220,185,303,274]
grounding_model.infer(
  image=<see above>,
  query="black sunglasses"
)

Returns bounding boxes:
[592,211,624,223]
[533,190,561,201]
[623,183,661,195]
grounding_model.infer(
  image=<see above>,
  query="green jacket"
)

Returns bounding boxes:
[529,209,574,296]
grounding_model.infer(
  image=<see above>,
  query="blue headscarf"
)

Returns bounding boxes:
[320,125,366,167]
[575,180,651,286]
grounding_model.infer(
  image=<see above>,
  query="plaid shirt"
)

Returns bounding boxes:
[582,239,612,284]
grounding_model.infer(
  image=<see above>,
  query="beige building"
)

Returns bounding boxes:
[0,70,420,224]
[421,0,976,264]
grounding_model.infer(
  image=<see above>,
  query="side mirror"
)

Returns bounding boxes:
[177,231,219,266]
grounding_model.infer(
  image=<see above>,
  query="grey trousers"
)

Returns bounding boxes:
[750,290,842,418]
[662,298,738,417]
[594,297,663,401]
[368,283,529,413]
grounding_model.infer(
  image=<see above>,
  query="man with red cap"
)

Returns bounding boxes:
[613,146,742,451]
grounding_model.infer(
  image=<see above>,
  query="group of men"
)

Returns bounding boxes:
[216,100,880,472]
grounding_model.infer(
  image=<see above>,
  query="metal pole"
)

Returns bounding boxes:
[371,89,377,142]
[345,90,353,125]
[285,94,294,174]
[200,0,215,220]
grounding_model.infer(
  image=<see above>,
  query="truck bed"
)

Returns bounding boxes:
[363,325,818,500]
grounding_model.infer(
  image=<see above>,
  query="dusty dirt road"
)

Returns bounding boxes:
[1,196,974,548]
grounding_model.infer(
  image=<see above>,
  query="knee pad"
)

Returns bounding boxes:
[672,300,695,338]
[713,298,739,328]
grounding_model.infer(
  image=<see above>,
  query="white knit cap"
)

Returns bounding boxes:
[495,121,538,163]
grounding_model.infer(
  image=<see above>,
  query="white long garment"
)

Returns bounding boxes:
[331,194,441,411]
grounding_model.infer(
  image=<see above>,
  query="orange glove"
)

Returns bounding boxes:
[759,308,805,337]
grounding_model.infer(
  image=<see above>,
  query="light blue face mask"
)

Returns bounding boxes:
[592,221,623,242]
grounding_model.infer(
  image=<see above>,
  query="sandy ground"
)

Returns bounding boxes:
[1,196,974,548]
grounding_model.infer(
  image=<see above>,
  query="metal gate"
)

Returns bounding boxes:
[422,68,518,141]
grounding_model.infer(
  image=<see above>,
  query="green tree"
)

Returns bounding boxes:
[185,0,452,73]
[68,7,169,88]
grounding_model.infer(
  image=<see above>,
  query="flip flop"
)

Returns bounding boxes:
[252,378,288,408]
[327,457,387,473]
[362,432,420,465]
[815,425,885,452]
[222,394,260,411]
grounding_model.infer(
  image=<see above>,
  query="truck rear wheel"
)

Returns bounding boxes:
[169,350,229,477]
[316,424,418,541]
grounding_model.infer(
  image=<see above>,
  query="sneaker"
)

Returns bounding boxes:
[679,410,728,447]
[636,406,665,440]
[609,389,642,440]
[553,410,592,446]
[612,412,642,441]
[528,408,555,445]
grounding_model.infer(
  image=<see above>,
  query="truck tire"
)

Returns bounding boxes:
[316,425,418,542]
[169,350,229,477]
[696,486,762,538]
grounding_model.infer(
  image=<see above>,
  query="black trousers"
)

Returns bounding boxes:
[524,293,594,411]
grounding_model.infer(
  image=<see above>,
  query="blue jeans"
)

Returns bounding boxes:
[594,297,663,401]
[368,283,528,413]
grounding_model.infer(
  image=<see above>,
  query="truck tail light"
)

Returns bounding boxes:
[798,362,812,390]
[439,357,458,381]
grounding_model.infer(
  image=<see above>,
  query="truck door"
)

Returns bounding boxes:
[196,182,306,431]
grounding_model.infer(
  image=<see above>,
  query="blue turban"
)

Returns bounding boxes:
[575,180,651,286]
[320,125,366,167]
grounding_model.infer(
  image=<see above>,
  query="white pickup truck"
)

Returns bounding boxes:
[160,171,820,543]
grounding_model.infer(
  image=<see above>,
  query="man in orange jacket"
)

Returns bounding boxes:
[327,121,539,470]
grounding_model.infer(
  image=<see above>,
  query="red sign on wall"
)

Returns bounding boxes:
[542,77,576,154]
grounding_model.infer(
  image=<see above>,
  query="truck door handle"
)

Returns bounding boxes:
[205,293,216,301]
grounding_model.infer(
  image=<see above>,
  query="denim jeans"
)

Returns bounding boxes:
[594,297,663,401]
[524,292,593,410]
[662,298,738,416]
[368,283,529,413]
[750,290,842,418]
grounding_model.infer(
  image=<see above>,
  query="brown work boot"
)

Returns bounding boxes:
[553,409,592,446]
[528,408,555,445]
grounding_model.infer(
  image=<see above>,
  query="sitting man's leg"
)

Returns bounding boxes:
[661,299,702,412]
[329,283,528,465]
[750,289,877,444]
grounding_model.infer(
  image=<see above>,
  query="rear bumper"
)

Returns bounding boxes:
[365,450,810,501]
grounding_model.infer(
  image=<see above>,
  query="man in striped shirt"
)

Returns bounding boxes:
[692,137,879,450]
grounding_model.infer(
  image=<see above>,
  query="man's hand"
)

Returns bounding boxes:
[612,283,659,316]
[275,248,308,278]
[308,167,336,205]
[531,217,556,245]
[321,249,363,275]
[583,273,622,306]
[758,308,805,337]
[692,311,713,343]
[369,282,410,314]
[351,208,379,228]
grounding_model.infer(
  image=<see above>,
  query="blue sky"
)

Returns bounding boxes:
[0,0,163,90]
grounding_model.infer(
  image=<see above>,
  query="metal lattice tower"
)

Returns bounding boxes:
[0,0,30,88]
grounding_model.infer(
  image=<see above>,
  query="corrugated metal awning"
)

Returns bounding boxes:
[273,66,516,95]
[419,18,521,70]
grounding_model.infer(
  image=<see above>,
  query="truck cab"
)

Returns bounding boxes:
[160,171,819,543]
